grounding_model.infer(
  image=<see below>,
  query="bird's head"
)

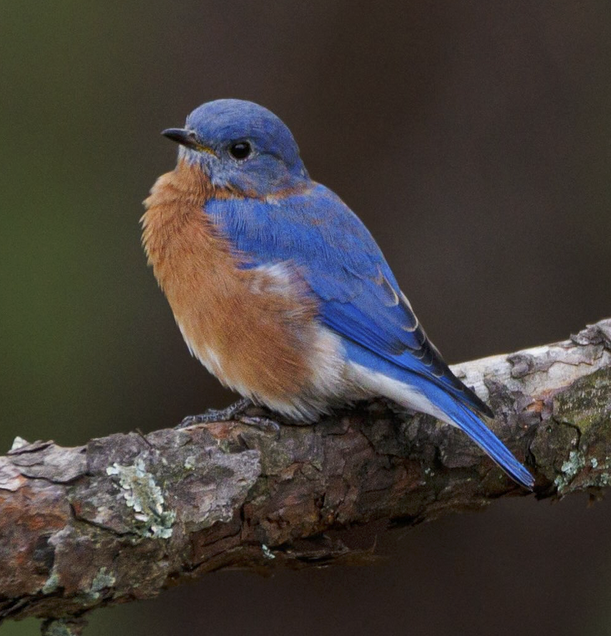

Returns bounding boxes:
[162,99,310,197]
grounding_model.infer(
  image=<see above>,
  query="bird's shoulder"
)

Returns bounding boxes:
[206,183,379,258]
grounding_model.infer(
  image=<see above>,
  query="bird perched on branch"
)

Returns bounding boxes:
[142,99,534,489]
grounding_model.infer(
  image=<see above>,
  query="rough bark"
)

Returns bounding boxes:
[1,320,611,633]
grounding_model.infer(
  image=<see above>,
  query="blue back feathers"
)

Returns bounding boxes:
[207,187,494,420]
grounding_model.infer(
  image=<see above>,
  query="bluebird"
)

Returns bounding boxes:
[142,99,533,489]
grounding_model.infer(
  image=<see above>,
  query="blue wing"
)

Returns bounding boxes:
[206,185,534,489]
[206,184,493,418]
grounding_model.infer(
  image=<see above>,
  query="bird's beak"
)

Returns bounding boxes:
[161,128,216,155]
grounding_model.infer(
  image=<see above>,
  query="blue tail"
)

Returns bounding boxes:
[444,398,534,489]
[343,342,534,488]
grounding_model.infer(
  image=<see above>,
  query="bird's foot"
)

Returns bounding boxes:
[177,398,253,429]
[177,398,280,433]
[237,414,281,433]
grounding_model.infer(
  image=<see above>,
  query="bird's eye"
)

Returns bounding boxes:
[229,141,252,160]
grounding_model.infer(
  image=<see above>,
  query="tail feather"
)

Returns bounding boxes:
[403,371,535,489]
[446,400,534,490]
[346,356,534,489]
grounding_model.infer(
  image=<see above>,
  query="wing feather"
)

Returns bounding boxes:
[206,185,493,418]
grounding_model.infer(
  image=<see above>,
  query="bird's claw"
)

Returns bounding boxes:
[237,415,281,433]
[176,398,280,432]
[176,398,253,429]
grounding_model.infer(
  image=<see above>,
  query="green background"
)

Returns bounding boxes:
[1,1,610,635]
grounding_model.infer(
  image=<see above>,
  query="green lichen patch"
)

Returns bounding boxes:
[551,367,611,493]
[41,618,87,636]
[554,448,611,494]
[261,544,275,560]
[75,565,117,603]
[106,459,176,539]
[530,419,579,481]
[88,567,116,599]
[553,367,611,435]
[41,571,61,595]
[555,450,586,493]
[583,450,611,489]
[183,455,197,471]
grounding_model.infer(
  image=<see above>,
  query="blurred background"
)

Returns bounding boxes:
[1,1,610,634]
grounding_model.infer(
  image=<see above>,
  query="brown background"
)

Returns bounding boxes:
[1,1,610,635]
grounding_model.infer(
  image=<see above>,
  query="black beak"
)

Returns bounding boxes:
[161,128,202,150]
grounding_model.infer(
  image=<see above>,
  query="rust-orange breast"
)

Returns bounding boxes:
[141,160,321,406]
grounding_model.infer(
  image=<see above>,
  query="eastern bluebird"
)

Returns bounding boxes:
[142,99,533,489]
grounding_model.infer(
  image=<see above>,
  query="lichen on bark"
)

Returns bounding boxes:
[0,319,609,632]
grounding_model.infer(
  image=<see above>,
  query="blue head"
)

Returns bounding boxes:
[162,99,310,197]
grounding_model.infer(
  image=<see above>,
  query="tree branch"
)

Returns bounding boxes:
[2,319,611,631]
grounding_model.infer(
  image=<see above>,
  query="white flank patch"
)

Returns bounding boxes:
[347,362,453,426]
[249,262,294,297]
[254,325,349,422]
[307,326,347,401]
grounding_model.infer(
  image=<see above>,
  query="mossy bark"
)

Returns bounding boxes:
[0,320,610,630]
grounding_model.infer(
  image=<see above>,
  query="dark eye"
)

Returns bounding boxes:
[229,141,252,160]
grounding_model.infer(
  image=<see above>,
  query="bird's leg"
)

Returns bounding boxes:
[177,398,280,433]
